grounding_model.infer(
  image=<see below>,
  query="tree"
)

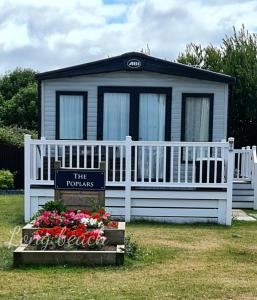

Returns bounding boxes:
[0,68,38,131]
[0,83,38,130]
[0,68,36,101]
[177,26,257,147]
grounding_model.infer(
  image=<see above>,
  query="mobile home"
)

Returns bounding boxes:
[25,52,254,225]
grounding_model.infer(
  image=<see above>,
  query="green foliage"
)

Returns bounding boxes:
[0,170,14,190]
[124,235,139,259]
[0,83,38,130]
[0,125,37,147]
[177,25,257,147]
[0,68,36,101]
[40,200,67,213]
[0,68,38,131]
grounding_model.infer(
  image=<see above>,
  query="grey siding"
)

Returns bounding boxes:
[233,182,254,208]
[41,71,228,141]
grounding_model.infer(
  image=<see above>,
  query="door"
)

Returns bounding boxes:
[103,92,130,140]
[102,92,130,181]
[138,93,166,180]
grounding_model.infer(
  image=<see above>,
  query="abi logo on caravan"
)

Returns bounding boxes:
[127,59,142,69]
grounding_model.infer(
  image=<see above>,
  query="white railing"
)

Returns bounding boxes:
[251,146,257,209]
[234,147,253,181]
[233,145,257,210]
[130,140,230,188]
[24,135,235,223]
[25,135,233,189]
[27,137,127,186]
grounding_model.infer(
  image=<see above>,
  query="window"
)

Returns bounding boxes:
[56,91,87,139]
[181,93,213,142]
[97,87,172,141]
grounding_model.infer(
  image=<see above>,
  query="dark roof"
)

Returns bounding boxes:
[35,52,235,84]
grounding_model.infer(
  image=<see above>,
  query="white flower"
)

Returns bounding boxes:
[80,217,89,224]
[80,217,104,228]
[89,218,97,226]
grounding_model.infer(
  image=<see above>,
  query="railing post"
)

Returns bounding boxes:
[245,146,251,179]
[252,146,257,210]
[226,137,234,225]
[251,146,255,189]
[41,136,46,155]
[24,134,31,222]
[241,146,245,178]
[125,136,132,222]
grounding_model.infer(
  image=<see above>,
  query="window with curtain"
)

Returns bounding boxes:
[103,93,130,140]
[59,95,84,139]
[183,96,211,142]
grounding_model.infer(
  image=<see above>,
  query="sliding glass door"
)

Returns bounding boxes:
[97,86,172,181]
[139,93,166,141]
[138,93,166,179]
[103,93,130,140]
[97,86,171,141]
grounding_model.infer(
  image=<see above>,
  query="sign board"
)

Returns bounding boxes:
[54,161,106,210]
[126,58,142,69]
[55,169,105,191]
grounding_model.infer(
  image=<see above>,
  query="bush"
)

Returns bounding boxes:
[0,170,14,190]
[40,200,67,214]
[0,125,37,148]
[124,235,139,259]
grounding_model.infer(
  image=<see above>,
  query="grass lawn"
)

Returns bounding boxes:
[1,195,257,299]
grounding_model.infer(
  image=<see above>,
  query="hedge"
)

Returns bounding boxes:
[0,125,37,148]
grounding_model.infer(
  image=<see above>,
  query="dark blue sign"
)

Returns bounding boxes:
[55,169,105,191]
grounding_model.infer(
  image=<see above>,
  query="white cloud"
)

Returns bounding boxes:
[0,0,256,72]
[0,21,31,51]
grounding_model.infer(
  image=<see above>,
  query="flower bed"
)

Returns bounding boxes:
[33,208,114,229]
[22,207,125,245]
[23,221,125,245]
[32,224,106,250]
[15,202,125,266]
[16,221,124,266]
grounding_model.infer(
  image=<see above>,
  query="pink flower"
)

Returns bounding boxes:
[73,213,84,221]
[33,234,41,241]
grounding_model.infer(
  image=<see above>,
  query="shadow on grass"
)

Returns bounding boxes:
[128,219,229,230]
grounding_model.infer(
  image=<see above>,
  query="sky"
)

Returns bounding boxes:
[0,0,257,73]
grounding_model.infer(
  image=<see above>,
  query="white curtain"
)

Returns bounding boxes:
[138,93,166,180]
[185,97,210,142]
[103,93,130,140]
[139,93,166,141]
[59,95,83,139]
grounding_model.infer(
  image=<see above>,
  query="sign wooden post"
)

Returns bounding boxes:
[54,160,61,203]
[54,161,106,211]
